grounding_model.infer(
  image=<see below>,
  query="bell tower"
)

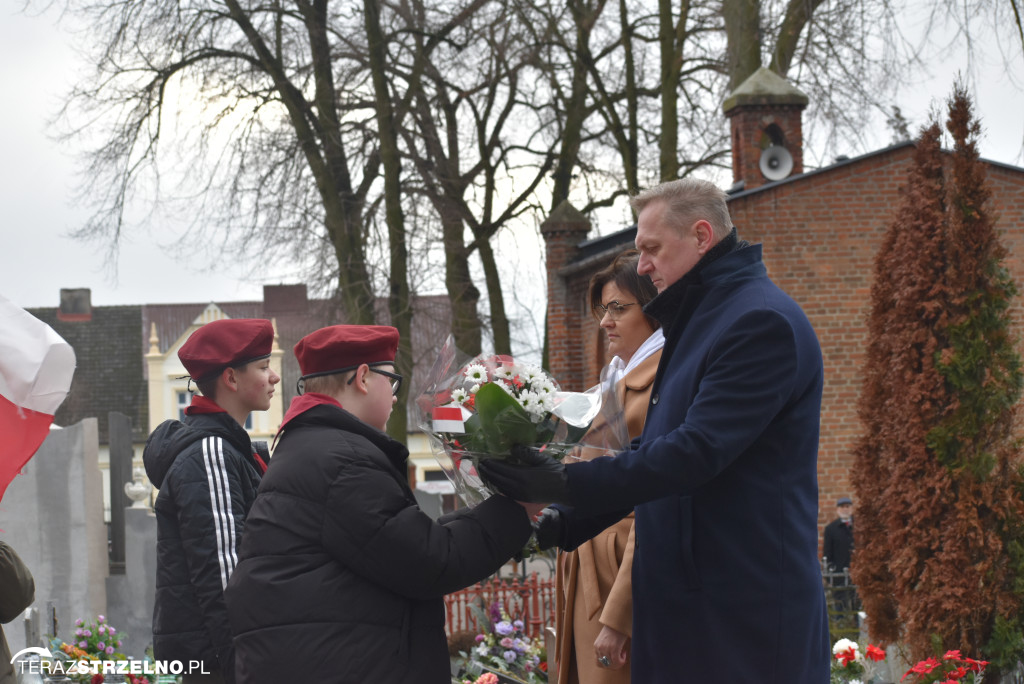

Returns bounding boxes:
[722,67,809,191]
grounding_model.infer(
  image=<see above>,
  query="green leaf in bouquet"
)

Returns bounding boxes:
[460,413,491,453]
[473,383,538,454]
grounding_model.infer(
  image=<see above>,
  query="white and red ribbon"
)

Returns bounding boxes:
[431,404,471,433]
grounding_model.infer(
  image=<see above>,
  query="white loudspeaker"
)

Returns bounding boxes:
[759,145,794,181]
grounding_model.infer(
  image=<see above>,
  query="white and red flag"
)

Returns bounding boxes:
[0,294,76,502]
[431,404,471,433]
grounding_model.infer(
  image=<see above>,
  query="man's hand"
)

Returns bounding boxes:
[479,445,570,504]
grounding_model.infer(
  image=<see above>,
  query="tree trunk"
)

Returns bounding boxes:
[365,0,412,441]
[721,0,762,91]
[477,240,511,355]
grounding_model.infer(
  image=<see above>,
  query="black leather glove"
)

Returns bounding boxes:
[533,507,567,551]
[478,444,570,504]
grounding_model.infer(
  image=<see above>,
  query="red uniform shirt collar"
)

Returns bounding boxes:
[276,392,342,439]
[183,395,227,415]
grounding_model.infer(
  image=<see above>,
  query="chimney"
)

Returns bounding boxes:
[541,201,591,390]
[263,284,308,314]
[58,288,92,321]
[722,67,809,191]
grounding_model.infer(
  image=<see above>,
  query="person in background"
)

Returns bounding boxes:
[823,496,854,575]
[550,250,662,683]
[824,496,857,617]
[480,177,829,682]
[226,325,538,684]
[1,540,35,684]
[144,318,280,684]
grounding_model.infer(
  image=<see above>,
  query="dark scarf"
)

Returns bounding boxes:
[644,227,746,328]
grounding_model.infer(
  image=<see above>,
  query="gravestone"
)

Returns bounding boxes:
[0,419,108,655]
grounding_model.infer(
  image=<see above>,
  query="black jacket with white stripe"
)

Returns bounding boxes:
[144,412,262,684]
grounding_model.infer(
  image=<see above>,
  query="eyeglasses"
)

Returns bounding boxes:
[592,300,638,321]
[347,366,403,396]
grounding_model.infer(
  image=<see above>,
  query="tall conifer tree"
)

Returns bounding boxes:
[851,85,1024,671]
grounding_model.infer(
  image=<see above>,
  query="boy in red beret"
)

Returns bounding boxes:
[226,325,539,684]
[143,318,280,684]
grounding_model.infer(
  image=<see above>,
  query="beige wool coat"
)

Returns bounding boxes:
[553,351,661,684]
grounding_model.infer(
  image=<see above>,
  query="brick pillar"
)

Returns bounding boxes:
[722,67,808,191]
[541,201,591,390]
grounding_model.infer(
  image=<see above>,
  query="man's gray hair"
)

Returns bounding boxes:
[630,178,733,239]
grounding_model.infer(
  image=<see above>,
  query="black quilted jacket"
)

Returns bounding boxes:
[226,403,532,684]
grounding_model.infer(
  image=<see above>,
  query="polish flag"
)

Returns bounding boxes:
[0,294,76,502]
[432,404,471,433]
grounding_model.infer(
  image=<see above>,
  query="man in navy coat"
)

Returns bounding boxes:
[482,178,830,682]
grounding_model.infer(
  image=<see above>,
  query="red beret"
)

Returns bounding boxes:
[178,318,275,381]
[295,325,399,378]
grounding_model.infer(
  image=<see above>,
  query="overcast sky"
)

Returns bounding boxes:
[2,3,1022,314]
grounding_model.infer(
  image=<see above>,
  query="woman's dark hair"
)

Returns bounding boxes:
[588,249,660,330]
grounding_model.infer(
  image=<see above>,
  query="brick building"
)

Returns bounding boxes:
[543,68,1024,537]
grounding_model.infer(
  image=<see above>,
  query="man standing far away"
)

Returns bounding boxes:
[143,319,280,684]
[481,178,830,682]
[824,496,854,575]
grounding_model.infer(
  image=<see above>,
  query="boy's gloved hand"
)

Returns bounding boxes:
[533,507,567,551]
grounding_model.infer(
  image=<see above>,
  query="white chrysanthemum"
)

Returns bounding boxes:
[518,390,545,415]
[518,365,543,384]
[464,363,489,384]
[493,365,517,381]
[538,394,555,412]
[451,388,469,404]
[493,380,515,396]
[469,383,481,394]
[530,377,556,395]
[832,638,859,655]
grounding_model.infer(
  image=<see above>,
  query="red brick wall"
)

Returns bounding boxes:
[729,150,1024,538]
[544,148,1024,544]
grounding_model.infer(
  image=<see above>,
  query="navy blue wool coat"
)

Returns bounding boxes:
[562,240,830,683]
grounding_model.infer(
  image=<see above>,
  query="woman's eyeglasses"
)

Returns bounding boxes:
[347,367,404,396]
[592,300,638,321]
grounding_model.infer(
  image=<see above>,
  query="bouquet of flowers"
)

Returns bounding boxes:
[830,637,988,684]
[458,601,546,684]
[417,336,627,507]
[48,615,151,684]
[830,638,886,683]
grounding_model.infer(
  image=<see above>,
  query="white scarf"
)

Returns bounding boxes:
[603,328,665,389]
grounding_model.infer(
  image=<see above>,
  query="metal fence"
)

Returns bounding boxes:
[821,560,862,643]
[445,562,859,643]
[444,573,557,640]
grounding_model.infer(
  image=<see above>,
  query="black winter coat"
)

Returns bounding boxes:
[143,412,263,684]
[824,517,854,573]
[226,403,532,684]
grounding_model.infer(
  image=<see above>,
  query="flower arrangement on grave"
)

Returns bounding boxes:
[47,615,151,684]
[417,336,620,508]
[830,638,988,684]
[458,601,546,684]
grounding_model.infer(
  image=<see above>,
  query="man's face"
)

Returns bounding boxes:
[635,200,708,292]
[837,503,853,521]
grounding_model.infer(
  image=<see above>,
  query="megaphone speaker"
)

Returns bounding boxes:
[759,145,794,181]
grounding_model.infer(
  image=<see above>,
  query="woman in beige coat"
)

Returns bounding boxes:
[554,250,663,684]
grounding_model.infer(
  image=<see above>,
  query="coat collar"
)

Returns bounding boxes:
[279,401,410,471]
